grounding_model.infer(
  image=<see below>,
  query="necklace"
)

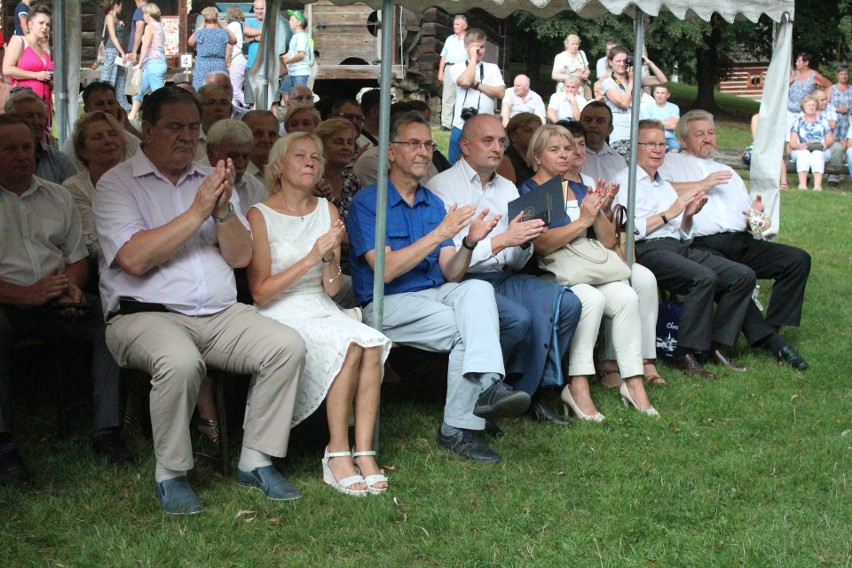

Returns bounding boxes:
[279,196,311,221]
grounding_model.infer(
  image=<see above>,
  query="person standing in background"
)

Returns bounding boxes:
[125,0,147,66]
[100,0,131,112]
[437,14,468,131]
[14,1,32,36]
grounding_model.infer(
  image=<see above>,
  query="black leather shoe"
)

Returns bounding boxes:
[528,400,573,426]
[473,381,531,420]
[0,442,30,485]
[93,431,134,465]
[670,353,716,380]
[436,428,500,463]
[709,345,747,372]
[773,344,809,370]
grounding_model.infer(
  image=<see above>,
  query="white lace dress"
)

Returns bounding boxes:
[253,199,391,426]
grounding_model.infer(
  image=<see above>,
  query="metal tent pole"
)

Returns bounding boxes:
[625,8,646,267]
[370,0,394,330]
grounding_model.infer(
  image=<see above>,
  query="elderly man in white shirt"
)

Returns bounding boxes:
[94,87,305,515]
[501,74,546,126]
[613,119,754,380]
[659,110,811,370]
[0,114,127,485]
[580,101,627,181]
[428,114,582,425]
[438,14,469,130]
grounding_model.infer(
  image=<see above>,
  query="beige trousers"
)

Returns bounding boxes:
[440,70,457,129]
[600,262,659,361]
[567,281,643,378]
[106,303,305,471]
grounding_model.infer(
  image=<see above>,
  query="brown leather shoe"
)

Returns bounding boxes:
[709,345,747,372]
[670,353,716,379]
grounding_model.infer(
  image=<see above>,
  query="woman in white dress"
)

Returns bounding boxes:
[247,132,392,496]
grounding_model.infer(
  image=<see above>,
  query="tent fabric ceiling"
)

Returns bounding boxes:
[297,0,795,23]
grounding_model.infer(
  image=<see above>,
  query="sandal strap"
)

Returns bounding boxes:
[325,449,352,459]
[352,450,377,458]
[337,474,366,489]
[363,473,387,486]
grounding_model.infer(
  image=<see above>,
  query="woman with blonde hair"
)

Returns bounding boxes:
[188,7,236,91]
[551,34,589,94]
[247,132,391,495]
[519,124,659,421]
[127,3,166,120]
[788,94,834,191]
[284,103,321,134]
[63,111,131,259]
[311,118,362,221]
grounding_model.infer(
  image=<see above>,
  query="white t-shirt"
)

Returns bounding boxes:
[450,61,505,130]
[503,88,546,121]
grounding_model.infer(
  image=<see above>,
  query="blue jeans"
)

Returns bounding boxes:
[135,58,167,102]
[448,126,463,165]
[278,73,309,93]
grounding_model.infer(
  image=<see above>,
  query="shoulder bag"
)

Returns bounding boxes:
[538,236,631,287]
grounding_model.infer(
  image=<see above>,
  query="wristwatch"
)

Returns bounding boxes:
[659,212,669,224]
[461,236,477,251]
[213,203,236,224]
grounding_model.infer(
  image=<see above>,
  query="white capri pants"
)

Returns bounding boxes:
[600,262,659,361]
[791,149,829,174]
[567,280,643,379]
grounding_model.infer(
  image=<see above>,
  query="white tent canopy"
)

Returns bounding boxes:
[54,0,795,322]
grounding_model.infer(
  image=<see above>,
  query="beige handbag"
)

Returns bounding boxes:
[539,237,631,286]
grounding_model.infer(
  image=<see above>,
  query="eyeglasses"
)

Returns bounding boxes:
[637,142,667,150]
[337,112,365,123]
[391,140,438,152]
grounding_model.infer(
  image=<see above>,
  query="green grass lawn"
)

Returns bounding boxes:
[2,189,850,566]
[3,115,851,565]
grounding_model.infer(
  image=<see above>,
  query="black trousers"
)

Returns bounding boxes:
[693,232,810,344]
[637,238,755,352]
[0,294,122,435]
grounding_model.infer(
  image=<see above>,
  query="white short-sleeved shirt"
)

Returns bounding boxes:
[1,176,87,286]
[612,166,692,241]
[502,88,546,121]
[94,150,248,317]
[426,158,533,273]
[554,94,589,121]
[440,33,467,66]
[658,152,751,237]
[450,61,505,130]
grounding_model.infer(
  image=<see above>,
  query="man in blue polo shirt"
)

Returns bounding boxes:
[348,112,530,464]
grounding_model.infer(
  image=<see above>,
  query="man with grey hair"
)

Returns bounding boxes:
[659,110,811,370]
[204,119,267,214]
[5,88,76,184]
[438,14,468,131]
[242,110,280,180]
[203,71,248,120]
[287,85,314,108]
[196,83,237,161]
[500,74,545,126]
[347,111,529,464]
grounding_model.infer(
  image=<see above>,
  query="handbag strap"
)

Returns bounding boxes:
[566,238,609,264]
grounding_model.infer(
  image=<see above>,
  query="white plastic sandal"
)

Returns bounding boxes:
[322,448,367,496]
[353,450,388,494]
